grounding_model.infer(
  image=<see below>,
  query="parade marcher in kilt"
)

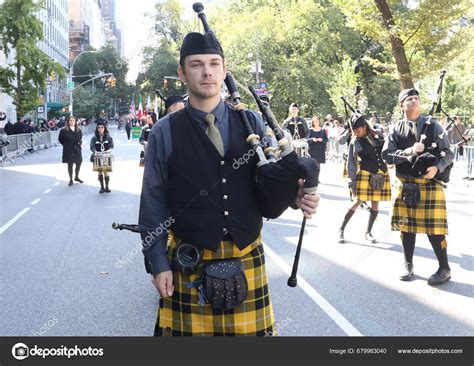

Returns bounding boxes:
[139,31,318,336]
[138,115,154,166]
[90,121,114,193]
[382,88,454,286]
[338,114,391,244]
[282,103,309,140]
[58,115,83,186]
[163,95,185,116]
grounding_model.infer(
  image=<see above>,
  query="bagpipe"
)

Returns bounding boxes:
[193,2,319,287]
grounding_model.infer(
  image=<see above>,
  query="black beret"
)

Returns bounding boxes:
[350,113,367,129]
[398,88,419,103]
[290,102,299,108]
[165,95,184,111]
[96,120,106,127]
[180,32,224,61]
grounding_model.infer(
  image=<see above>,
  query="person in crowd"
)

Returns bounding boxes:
[58,115,83,186]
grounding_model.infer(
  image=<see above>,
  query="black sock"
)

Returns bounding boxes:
[67,163,73,181]
[401,232,416,265]
[75,162,81,178]
[428,235,450,270]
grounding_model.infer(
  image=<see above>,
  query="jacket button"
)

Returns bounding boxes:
[220,161,225,165]
[224,211,229,216]
[223,195,228,200]
[222,227,228,233]
[222,178,226,183]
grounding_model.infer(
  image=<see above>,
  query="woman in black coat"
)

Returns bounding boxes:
[90,121,114,193]
[308,116,328,164]
[58,115,83,186]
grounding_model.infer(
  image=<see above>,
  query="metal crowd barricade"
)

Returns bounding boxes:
[0,131,61,166]
[465,146,474,178]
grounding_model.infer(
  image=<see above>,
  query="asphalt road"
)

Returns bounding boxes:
[1,125,472,336]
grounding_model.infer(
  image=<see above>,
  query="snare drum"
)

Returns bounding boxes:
[93,151,114,172]
[292,139,309,157]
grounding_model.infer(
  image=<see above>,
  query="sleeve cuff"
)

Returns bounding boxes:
[149,253,172,276]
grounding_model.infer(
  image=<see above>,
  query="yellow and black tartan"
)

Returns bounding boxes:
[391,177,448,235]
[154,232,275,336]
[342,158,348,179]
[355,169,391,202]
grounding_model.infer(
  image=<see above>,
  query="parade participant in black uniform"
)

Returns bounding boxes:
[58,115,83,186]
[338,113,391,244]
[138,115,154,166]
[139,30,319,336]
[125,119,132,140]
[382,88,454,285]
[282,103,309,140]
[90,121,114,193]
[163,95,185,116]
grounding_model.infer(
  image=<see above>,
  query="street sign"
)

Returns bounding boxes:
[37,106,44,113]
[67,81,75,90]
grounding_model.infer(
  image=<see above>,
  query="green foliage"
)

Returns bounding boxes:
[138,0,473,121]
[0,0,65,117]
[71,45,133,118]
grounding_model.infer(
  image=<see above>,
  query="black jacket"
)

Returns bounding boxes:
[58,128,83,164]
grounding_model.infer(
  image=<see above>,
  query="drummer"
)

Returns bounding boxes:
[90,121,114,193]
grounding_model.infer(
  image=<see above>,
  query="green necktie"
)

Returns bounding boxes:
[205,114,225,156]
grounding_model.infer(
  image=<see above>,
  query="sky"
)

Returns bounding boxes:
[116,0,211,83]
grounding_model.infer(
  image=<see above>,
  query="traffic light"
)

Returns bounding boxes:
[50,71,57,81]
[163,79,168,88]
[111,77,116,87]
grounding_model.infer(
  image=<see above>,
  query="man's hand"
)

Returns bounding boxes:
[153,271,174,298]
[295,179,320,219]
[423,166,439,179]
[412,142,425,154]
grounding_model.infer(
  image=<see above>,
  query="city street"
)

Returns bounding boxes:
[1,125,473,337]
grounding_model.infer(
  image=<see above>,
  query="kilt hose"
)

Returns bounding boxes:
[355,169,391,202]
[154,232,275,336]
[391,177,448,235]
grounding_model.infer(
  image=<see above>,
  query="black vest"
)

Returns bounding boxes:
[167,108,263,252]
[358,135,387,174]
[393,118,438,178]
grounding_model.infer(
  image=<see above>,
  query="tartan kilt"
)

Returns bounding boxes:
[154,232,275,336]
[391,177,448,235]
[355,169,391,202]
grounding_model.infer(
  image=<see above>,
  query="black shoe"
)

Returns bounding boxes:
[365,232,376,243]
[428,268,451,286]
[74,177,84,183]
[105,188,111,193]
[399,263,414,281]
[68,180,73,186]
[99,188,105,193]
[338,229,345,244]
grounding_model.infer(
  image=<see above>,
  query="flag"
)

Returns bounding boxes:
[129,96,136,119]
[138,95,143,120]
[146,95,151,112]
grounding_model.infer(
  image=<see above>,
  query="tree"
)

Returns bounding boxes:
[0,0,65,117]
[334,0,470,89]
[72,44,133,118]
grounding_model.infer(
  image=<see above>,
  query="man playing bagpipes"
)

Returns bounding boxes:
[382,88,454,286]
[138,9,319,336]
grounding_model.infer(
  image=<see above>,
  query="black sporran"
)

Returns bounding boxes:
[369,173,385,190]
[202,258,248,310]
[402,183,421,207]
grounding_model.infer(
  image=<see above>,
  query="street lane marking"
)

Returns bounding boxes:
[0,208,30,234]
[31,199,40,205]
[263,242,363,336]
[43,188,52,194]
[54,182,60,186]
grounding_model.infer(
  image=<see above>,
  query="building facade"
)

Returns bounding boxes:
[69,0,106,60]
